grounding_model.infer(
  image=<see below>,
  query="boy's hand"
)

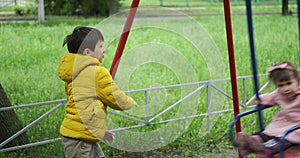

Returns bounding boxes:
[102,131,115,144]
[133,101,138,107]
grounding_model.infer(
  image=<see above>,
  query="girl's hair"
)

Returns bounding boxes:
[269,61,299,84]
[62,26,104,54]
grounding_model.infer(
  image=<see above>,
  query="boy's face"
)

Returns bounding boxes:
[276,77,299,101]
[85,40,105,62]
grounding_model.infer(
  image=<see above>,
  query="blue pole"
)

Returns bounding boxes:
[245,0,264,131]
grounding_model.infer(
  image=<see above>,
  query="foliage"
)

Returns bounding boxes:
[13,6,37,16]
[44,0,120,17]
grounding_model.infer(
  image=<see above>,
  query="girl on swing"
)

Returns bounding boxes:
[236,61,300,158]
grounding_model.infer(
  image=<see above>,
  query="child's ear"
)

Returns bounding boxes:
[83,48,91,55]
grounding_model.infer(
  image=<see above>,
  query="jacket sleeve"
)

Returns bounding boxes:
[95,67,135,110]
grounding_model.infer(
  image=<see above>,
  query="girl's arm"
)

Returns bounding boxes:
[254,91,278,106]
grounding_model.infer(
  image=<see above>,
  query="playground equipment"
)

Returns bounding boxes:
[108,0,300,156]
[83,0,300,157]
[226,0,300,156]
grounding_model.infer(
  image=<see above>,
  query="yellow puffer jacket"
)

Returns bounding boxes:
[58,53,135,142]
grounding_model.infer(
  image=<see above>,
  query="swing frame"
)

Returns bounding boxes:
[112,0,300,157]
[224,0,300,156]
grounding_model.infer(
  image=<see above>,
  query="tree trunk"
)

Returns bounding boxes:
[282,0,289,16]
[109,0,119,16]
[0,84,29,152]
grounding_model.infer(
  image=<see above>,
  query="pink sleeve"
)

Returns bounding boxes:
[259,91,278,106]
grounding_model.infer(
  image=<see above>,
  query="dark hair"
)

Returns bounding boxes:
[269,61,299,84]
[62,26,104,54]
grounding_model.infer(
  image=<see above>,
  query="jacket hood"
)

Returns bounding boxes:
[58,53,100,82]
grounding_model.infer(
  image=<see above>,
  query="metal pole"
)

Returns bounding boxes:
[206,82,212,132]
[186,0,190,7]
[245,0,264,131]
[0,103,64,149]
[145,90,150,124]
[149,85,206,122]
[38,0,45,23]
[0,138,61,153]
[223,0,241,133]
[109,0,140,79]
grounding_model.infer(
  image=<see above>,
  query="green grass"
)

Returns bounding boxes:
[0,9,299,158]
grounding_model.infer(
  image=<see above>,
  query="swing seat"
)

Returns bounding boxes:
[272,146,300,158]
[229,105,300,158]
[254,145,300,158]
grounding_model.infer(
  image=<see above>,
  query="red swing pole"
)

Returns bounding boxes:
[109,0,140,79]
[223,0,242,134]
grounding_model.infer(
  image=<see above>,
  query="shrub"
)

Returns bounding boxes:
[14,6,37,16]
[44,0,120,17]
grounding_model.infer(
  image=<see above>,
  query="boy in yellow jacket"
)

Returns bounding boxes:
[58,26,136,158]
